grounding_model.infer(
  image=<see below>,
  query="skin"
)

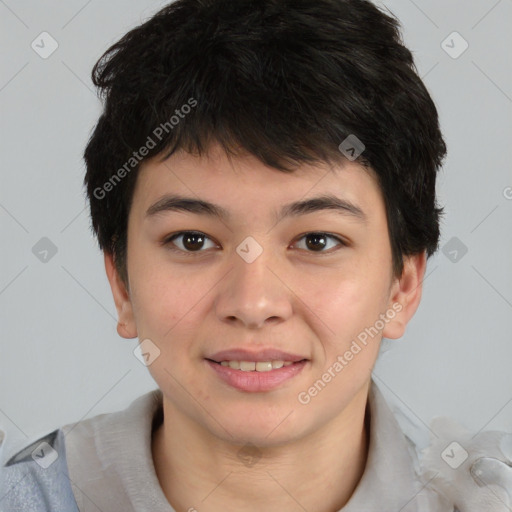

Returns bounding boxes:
[105,141,426,512]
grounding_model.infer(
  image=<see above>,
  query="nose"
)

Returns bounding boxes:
[214,244,293,329]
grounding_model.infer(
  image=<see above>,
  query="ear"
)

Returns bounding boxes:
[104,251,138,339]
[382,251,427,340]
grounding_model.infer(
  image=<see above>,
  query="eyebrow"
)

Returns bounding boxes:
[145,193,367,223]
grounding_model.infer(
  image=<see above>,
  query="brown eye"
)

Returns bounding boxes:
[305,233,328,251]
[165,231,217,253]
[294,232,346,253]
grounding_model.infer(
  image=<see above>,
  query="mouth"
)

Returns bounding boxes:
[206,358,308,372]
[205,358,309,392]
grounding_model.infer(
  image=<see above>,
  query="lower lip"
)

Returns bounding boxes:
[206,359,308,392]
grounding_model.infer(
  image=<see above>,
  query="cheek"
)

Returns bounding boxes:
[300,277,386,407]
[128,262,222,361]
[128,254,195,337]
[300,265,391,354]
[129,266,208,391]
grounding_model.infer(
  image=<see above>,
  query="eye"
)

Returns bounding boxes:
[162,230,347,256]
[293,232,347,253]
[163,231,218,254]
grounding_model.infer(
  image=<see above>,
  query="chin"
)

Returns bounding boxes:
[214,413,306,448]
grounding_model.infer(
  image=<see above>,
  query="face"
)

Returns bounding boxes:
[106,142,425,446]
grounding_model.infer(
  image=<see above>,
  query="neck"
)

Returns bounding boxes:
[152,384,370,512]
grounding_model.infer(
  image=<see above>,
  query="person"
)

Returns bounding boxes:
[1,0,511,510]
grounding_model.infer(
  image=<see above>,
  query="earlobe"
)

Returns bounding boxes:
[117,320,137,339]
[104,251,138,339]
[382,251,427,340]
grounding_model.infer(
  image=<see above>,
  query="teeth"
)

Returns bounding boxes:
[240,361,256,371]
[219,360,297,371]
[256,362,272,372]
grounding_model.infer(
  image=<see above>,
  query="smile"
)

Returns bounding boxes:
[218,360,296,371]
[206,359,308,392]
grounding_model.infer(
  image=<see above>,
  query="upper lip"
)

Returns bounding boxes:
[207,348,308,363]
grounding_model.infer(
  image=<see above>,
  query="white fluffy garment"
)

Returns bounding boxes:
[418,416,512,511]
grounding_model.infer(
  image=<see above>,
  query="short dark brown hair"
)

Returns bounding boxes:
[83,0,447,286]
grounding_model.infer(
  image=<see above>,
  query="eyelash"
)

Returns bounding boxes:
[162,231,348,256]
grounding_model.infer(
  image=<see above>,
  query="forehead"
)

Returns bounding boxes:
[131,142,383,221]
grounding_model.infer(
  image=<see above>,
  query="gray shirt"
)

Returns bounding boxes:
[61,379,452,511]
[0,379,454,511]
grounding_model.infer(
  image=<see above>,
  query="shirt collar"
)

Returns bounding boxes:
[340,378,429,511]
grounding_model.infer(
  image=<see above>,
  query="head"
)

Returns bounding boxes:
[84,0,446,445]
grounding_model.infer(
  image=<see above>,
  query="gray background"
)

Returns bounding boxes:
[1,0,511,455]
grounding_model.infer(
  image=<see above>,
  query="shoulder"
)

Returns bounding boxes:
[0,428,79,512]
[0,390,162,512]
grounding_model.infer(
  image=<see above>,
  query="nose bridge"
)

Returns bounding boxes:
[214,236,292,328]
